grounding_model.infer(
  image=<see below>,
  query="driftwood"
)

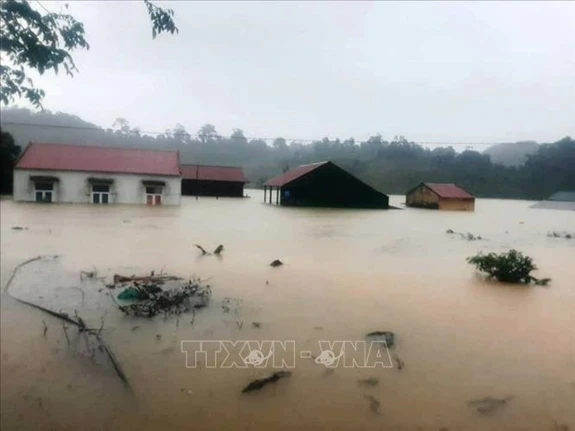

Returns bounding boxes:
[5,256,130,388]
[242,371,292,393]
[194,244,224,256]
[194,244,209,255]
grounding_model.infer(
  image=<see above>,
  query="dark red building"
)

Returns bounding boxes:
[180,164,248,198]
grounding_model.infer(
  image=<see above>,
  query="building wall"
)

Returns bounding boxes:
[13,169,181,205]
[438,198,475,211]
[181,179,244,197]
[406,184,440,209]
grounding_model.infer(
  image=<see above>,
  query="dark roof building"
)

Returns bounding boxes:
[180,164,248,198]
[406,182,475,211]
[531,191,575,211]
[547,191,575,202]
[263,161,389,209]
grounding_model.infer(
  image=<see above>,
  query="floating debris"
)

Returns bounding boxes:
[547,231,573,240]
[242,371,292,393]
[115,277,211,318]
[392,354,405,371]
[358,377,379,387]
[446,229,484,241]
[366,331,395,348]
[553,421,570,431]
[221,297,242,315]
[270,259,283,267]
[364,394,381,414]
[468,396,513,415]
[194,244,225,256]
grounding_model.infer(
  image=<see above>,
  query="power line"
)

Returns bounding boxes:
[34,0,52,14]
[0,120,524,147]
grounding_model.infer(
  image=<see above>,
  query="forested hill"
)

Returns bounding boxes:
[1,108,573,200]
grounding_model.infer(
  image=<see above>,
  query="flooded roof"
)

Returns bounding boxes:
[423,183,475,199]
[180,165,248,183]
[548,191,575,202]
[531,200,575,211]
[264,161,328,187]
[16,143,181,176]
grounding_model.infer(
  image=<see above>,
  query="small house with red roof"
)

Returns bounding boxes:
[263,161,389,209]
[180,164,248,198]
[406,182,475,211]
[13,142,182,205]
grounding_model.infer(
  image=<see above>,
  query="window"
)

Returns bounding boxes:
[92,184,110,204]
[145,185,163,206]
[34,182,54,203]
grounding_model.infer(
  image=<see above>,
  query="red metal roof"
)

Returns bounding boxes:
[180,164,248,183]
[15,143,181,176]
[424,183,474,199]
[264,162,328,187]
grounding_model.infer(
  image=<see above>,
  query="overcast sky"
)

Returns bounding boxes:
[24,1,575,144]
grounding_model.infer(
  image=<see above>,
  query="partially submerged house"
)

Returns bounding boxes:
[180,164,248,198]
[406,182,475,211]
[263,161,389,208]
[13,143,181,205]
[531,191,575,211]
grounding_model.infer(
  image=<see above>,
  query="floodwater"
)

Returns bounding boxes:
[1,192,574,431]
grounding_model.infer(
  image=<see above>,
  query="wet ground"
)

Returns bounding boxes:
[1,192,574,430]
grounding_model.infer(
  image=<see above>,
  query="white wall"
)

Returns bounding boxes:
[13,170,181,206]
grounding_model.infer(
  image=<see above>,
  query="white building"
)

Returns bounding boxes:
[13,143,181,205]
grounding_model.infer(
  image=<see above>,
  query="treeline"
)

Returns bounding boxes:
[1,108,574,199]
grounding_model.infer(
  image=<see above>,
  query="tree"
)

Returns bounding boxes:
[230,128,247,145]
[112,118,132,134]
[0,0,178,108]
[0,129,21,194]
[198,124,218,143]
[272,137,287,150]
[171,123,190,144]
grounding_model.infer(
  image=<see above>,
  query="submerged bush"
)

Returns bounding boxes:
[467,249,550,286]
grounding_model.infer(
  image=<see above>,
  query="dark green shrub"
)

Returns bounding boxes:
[467,249,550,285]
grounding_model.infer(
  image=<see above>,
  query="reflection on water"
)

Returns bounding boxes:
[1,192,574,430]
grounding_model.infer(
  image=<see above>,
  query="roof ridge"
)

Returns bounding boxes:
[180,163,244,169]
[29,142,179,153]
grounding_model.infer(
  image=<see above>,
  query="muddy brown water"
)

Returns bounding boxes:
[1,193,574,430]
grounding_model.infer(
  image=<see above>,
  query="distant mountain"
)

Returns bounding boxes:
[0,107,102,147]
[483,141,539,167]
[0,107,167,151]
